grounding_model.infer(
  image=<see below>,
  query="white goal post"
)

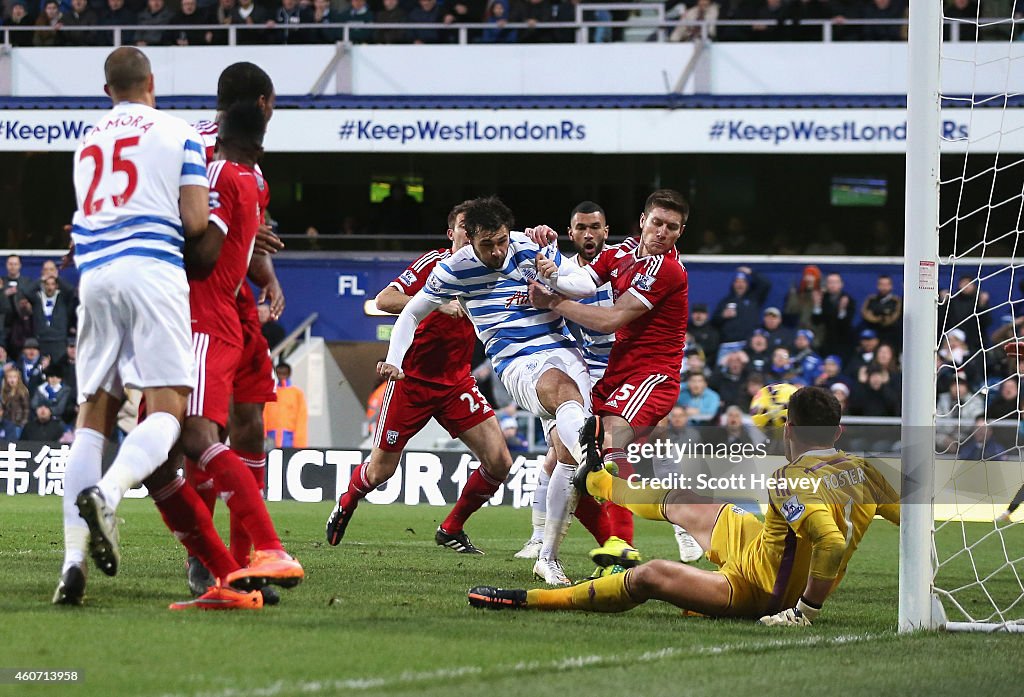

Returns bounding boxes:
[900,0,1024,633]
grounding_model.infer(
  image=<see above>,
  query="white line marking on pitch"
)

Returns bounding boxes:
[154,631,890,697]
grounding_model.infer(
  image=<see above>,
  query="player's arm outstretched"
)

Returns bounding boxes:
[534,244,597,300]
[529,282,648,335]
[759,508,846,627]
[378,290,446,381]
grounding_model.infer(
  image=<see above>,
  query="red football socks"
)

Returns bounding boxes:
[340,462,375,511]
[151,476,239,580]
[440,467,503,534]
[574,494,612,545]
[200,443,283,552]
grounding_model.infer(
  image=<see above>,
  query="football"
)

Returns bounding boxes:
[749,383,799,431]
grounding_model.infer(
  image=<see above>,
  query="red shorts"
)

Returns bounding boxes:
[374,374,494,452]
[233,291,277,405]
[592,371,679,437]
[188,332,241,428]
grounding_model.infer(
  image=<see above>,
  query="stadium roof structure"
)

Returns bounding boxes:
[2,94,1022,110]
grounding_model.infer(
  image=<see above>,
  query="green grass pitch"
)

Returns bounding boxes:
[2,495,1024,697]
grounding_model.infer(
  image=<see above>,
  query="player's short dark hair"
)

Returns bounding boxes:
[104,47,151,96]
[447,200,473,230]
[462,196,515,240]
[570,200,606,220]
[878,273,892,281]
[216,62,274,112]
[643,189,689,220]
[217,102,267,155]
[277,361,291,372]
[787,386,842,443]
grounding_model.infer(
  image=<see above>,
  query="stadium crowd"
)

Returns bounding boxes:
[3,0,1016,46]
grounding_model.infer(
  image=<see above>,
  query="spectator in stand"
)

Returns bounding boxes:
[936,372,985,452]
[270,0,312,43]
[944,0,978,41]
[211,0,237,43]
[17,338,46,393]
[767,347,799,383]
[812,272,856,361]
[33,0,63,46]
[744,329,771,374]
[233,0,271,43]
[943,276,990,352]
[676,372,721,425]
[4,3,35,47]
[790,329,822,385]
[738,372,764,413]
[708,404,762,447]
[20,403,66,443]
[479,0,516,42]
[860,0,905,40]
[830,0,862,40]
[510,0,554,42]
[710,350,749,409]
[443,0,483,27]
[960,416,1007,461]
[61,0,98,44]
[688,303,720,366]
[2,365,30,429]
[55,337,77,420]
[937,328,981,393]
[264,362,309,448]
[172,0,213,45]
[8,293,33,360]
[98,0,136,44]
[845,328,880,379]
[375,0,409,43]
[500,415,529,454]
[135,0,172,45]
[850,368,899,417]
[34,259,74,297]
[760,306,793,351]
[696,229,723,254]
[783,264,822,333]
[311,0,343,41]
[830,382,850,414]
[0,403,21,441]
[988,378,1019,420]
[548,0,575,42]
[789,0,834,40]
[258,303,286,350]
[29,276,76,365]
[814,354,852,392]
[670,0,718,40]
[682,350,710,381]
[711,266,771,356]
[749,0,789,40]
[408,0,445,42]
[865,342,901,391]
[860,273,903,349]
[31,364,71,424]
[340,0,373,42]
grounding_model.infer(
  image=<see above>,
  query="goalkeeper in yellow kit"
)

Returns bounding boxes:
[468,386,900,625]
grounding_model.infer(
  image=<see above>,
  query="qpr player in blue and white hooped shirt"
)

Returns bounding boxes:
[379,197,598,585]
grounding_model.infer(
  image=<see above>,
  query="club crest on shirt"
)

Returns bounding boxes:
[426,274,444,294]
[632,273,655,292]
[781,495,805,523]
[400,270,417,287]
[386,430,399,446]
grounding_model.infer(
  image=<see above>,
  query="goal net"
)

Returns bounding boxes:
[902,0,1024,632]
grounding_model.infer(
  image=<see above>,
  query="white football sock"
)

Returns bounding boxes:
[62,427,106,572]
[531,467,550,540]
[554,400,588,466]
[98,412,181,510]
[540,461,579,560]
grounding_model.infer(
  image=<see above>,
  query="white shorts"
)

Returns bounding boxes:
[76,257,195,402]
[499,347,592,441]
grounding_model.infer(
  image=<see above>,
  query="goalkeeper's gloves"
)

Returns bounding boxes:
[758,597,821,627]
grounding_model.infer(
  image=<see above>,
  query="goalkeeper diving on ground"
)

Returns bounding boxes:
[468,385,900,626]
